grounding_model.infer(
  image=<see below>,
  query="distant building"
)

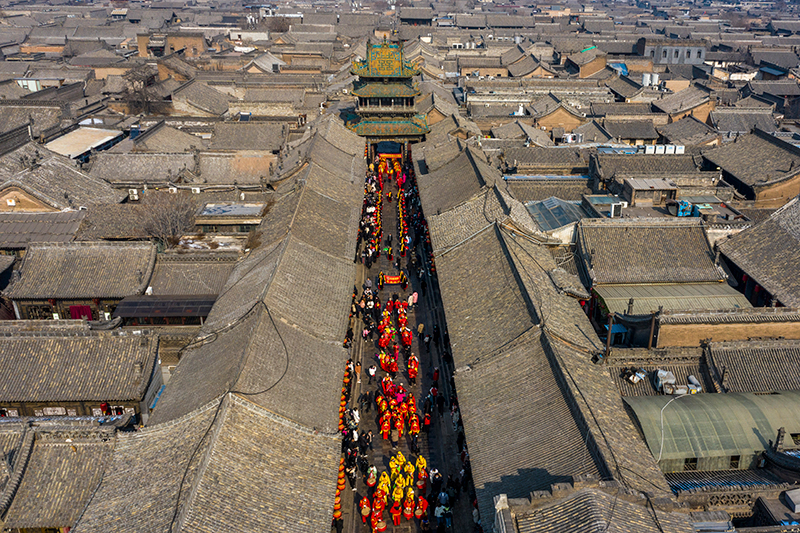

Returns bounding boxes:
[349,40,430,159]
[637,38,707,65]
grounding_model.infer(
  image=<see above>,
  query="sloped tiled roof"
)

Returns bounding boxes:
[0,332,158,402]
[148,252,238,296]
[592,153,700,180]
[0,144,125,209]
[456,329,605,524]
[701,130,800,188]
[603,119,658,140]
[172,79,229,116]
[89,152,195,185]
[0,211,85,249]
[707,339,800,393]
[709,108,777,134]
[719,197,800,307]
[2,427,116,530]
[417,147,501,216]
[75,395,340,533]
[515,488,694,533]
[576,219,724,285]
[6,241,156,299]
[209,122,285,152]
[656,115,718,145]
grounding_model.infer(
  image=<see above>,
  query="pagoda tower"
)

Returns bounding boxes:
[349,39,429,161]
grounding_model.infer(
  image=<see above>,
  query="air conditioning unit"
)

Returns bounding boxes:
[665,144,676,154]
[128,188,139,201]
[191,187,201,194]
[6,199,15,206]
[168,187,178,194]
[610,202,624,218]
[655,145,666,154]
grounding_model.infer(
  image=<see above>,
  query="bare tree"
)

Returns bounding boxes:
[260,16,290,32]
[141,193,197,249]
[123,64,159,115]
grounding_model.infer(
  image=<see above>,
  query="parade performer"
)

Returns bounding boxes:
[408,354,419,383]
[390,500,402,526]
[403,490,415,521]
[360,496,372,524]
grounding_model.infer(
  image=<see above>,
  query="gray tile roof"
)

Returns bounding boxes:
[428,186,510,253]
[652,85,711,115]
[0,210,85,249]
[149,252,238,296]
[436,224,537,368]
[197,152,271,185]
[133,121,205,153]
[656,115,717,145]
[417,147,500,216]
[505,177,592,202]
[456,329,605,524]
[172,80,229,116]
[709,109,777,134]
[0,104,65,137]
[603,119,659,140]
[504,146,589,173]
[3,428,115,530]
[74,203,151,241]
[75,395,340,533]
[576,219,724,285]
[89,152,196,185]
[209,122,286,152]
[591,102,653,116]
[6,241,156,300]
[706,339,800,393]
[702,130,800,189]
[719,197,800,307]
[73,400,221,533]
[591,153,701,181]
[515,488,694,533]
[0,332,158,402]
[0,144,125,209]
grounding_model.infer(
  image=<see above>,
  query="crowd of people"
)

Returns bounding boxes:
[333,150,479,533]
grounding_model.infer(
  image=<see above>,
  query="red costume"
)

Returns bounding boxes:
[390,501,402,526]
[408,356,419,380]
[403,498,414,520]
[360,497,371,524]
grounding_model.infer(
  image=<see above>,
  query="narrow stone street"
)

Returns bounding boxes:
[338,154,477,533]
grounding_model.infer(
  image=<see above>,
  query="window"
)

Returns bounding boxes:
[674,50,679,58]
[687,50,692,59]
[650,50,654,57]
[729,455,740,469]
[238,224,255,233]
[662,50,667,58]
[684,457,698,471]
[792,433,800,445]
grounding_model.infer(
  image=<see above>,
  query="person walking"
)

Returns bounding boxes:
[354,360,362,383]
[424,334,432,353]
[437,393,446,417]
[367,364,377,384]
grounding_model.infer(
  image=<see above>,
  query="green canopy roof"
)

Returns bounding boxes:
[625,391,800,461]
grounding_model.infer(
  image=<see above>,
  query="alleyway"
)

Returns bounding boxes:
[336,152,478,533]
